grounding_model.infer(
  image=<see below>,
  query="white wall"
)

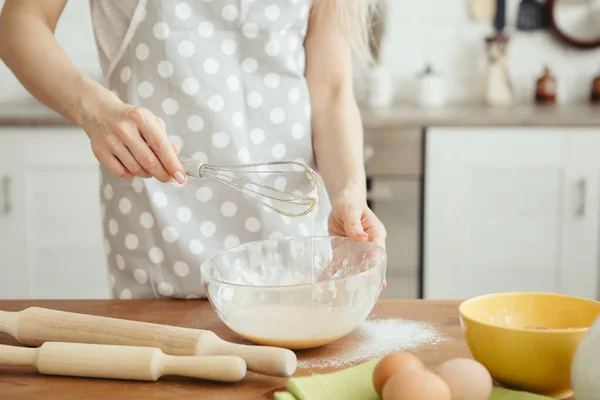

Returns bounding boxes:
[0,0,102,103]
[1,0,599,105]
[361,0,600,105]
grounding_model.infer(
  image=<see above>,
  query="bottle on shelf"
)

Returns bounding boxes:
[535,65,557,105]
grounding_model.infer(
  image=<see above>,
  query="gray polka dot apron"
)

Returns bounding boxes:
[96,0,332,299]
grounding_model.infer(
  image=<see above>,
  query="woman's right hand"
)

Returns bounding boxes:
[84,102,186,184]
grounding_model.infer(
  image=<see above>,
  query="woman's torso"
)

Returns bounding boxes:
[89,0,331,299]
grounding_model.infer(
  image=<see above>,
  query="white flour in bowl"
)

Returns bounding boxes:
[297,317,447,370]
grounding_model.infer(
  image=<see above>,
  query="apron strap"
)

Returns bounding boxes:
[104,0,148,83]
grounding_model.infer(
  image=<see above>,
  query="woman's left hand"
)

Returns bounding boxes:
[328,195,386,248]
[318,195,387,286]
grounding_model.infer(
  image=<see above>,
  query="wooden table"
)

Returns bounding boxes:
[0,299,468,399]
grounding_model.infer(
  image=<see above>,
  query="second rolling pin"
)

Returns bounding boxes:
[0,307,296,377]
[0,342,246,382]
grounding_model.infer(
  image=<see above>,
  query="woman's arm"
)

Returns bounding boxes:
[305,3,366,204]
[305,3,386,247]
[0,0,106,127]
[0,0,184,183]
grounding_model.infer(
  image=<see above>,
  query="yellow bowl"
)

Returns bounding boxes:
[459,292,600,398]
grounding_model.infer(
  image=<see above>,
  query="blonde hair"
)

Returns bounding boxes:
[313,0,380,63]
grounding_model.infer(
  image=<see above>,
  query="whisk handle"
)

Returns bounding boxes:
[179,157,204,178]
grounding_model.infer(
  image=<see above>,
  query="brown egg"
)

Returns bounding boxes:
[372,352,425,396]
[433,358,493,400]
[382,368,452,400]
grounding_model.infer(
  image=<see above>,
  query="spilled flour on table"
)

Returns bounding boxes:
[297,317,447,370]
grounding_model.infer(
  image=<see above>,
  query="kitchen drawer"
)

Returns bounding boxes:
[364,128,423,176]
[369,178,421,271]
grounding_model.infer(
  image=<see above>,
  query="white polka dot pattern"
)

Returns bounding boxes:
[157,60,174,78]
[196,187,213,202]
[224,235,240,249]
[221,201,238,217]
[265,5,281,21]
[189,239,204,255]
[148,247,164,264]
[187,116,205,132]
[203,58,219,75]
[198,22,214,38]
[221,5,238,21]
[182,78,200,95]
[245,217,261,232]
[177,207,192,222]
[200,221,216,237]
[243,23,259,38]
[125,234,139,250]
[162,227,179,243]
[241,58,258,73]
[119,198,132,214]
[174,261,190,277]
[247,92,263,108]
[102,0,331,300]
[134,269,148,284]
[140,212,154,228]
[136,44,150,60]
[175,3,192,20]
[157,282,174,296]
[120,67,132,83]
[153,22,170,39]
[116,254,126,270]
[222,39,237,55]
[227,75,240,91]
[178,40,195,57]
[153,192,168,208]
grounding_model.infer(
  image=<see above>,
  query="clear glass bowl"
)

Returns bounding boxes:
[200,236,387,349]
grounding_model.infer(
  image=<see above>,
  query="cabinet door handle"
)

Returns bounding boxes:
[1,176,10,216]
[576,178,586,217]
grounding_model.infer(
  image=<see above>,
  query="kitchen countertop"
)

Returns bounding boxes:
[0,299,469,400]
[360,103,600,129]
[1,101,599,128]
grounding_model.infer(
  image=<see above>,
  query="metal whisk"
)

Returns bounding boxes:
[179,156,322,217]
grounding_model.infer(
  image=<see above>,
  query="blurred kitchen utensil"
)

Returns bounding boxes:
[416,64,447,107]
[0,342,247,383]
[484,32,513,106]
[550,0,600,49]
[591,69,600,104]
[179,157,322,218]
[0,307,297,377]
[517,0,549,30]
[535,65,558,104]
[494,0,507,30]
[365,0,393,108]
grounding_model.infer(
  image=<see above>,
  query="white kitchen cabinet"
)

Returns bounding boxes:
[424,127,600,301]
[369,179,420,299]
[0,126,110,300]
[0,132,28,298]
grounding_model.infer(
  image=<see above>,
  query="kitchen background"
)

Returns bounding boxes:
[1,0,600,301]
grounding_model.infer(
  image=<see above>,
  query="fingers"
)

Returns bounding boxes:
[88,105,185,183]
[93,148,133,180]
[341,204,368,242]
[132,109,185,184]
[112,141,152,179]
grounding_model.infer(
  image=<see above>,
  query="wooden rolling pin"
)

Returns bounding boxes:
[0,342,246,382]
[0,307,296,377]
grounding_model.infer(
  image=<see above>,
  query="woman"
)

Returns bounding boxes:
[0,0,386,299]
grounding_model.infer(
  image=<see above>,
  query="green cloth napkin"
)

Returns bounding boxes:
[274,360,553,400]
